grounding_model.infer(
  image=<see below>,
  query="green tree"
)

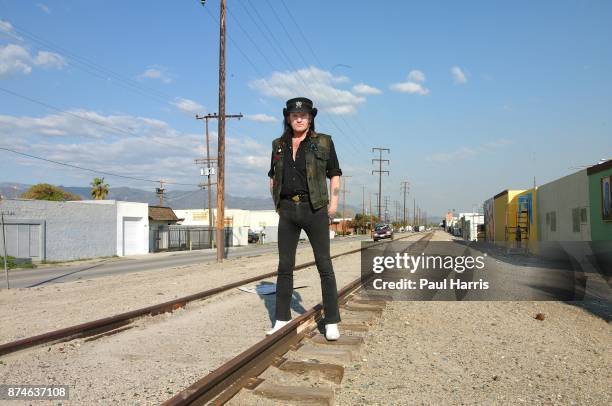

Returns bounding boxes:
[20,183,82,201]
[90,177,110,200]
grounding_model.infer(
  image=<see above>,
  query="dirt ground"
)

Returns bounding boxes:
[336,231,611,405]
[0,238,364,342]
[0,233,391,405]
[336,299,610,405]
[0,231,609,405]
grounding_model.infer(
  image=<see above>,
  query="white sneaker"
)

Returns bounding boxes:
[325,323,340,341]
[266,320,290,335]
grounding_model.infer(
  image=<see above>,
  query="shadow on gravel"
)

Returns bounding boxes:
[455,239,611,321]
[255,281,307,324]
[26,260,112,288]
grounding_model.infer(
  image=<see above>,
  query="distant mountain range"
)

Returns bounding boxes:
[0,182,276,210]
[0,182,363,214]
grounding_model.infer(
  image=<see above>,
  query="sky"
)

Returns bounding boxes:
[0,0,610,218]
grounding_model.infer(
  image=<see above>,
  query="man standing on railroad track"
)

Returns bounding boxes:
[266,97,342,341]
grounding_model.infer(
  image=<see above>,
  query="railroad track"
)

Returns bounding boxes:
[0,232,425,358]
[163,232,433,405]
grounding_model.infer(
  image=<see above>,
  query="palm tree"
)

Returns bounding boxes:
[90,177,110,200]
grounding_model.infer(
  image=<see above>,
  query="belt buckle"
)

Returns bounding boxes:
[291,195,300,202]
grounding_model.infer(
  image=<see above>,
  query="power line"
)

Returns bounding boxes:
[233,1,364,157]
[163,188,203,202]
[226,7,278,72]
[0,87,137,138]
[276,0,374,150]
[259,0,368,154]
[0,86,197,154]
[279,0,321,67]
[244,0,300,74]
[0,146,200,187]
[5,22,176,105]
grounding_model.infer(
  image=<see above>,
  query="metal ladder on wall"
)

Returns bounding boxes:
[505,208,529,255]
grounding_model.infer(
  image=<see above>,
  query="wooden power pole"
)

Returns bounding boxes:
[216,0,227,263]
[195,112,242,249]
[156,181,165,206]
[361,185,365,234]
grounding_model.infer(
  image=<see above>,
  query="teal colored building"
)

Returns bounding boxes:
[587,159,611,280]
[587,159,612,241]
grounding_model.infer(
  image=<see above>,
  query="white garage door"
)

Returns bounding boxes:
[123,217,142,256]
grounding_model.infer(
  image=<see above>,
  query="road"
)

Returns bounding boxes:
[2,235,371,289]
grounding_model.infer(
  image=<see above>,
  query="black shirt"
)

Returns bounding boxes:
[267,134,342,196]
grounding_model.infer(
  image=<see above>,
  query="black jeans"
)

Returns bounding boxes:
[274,198,341,324]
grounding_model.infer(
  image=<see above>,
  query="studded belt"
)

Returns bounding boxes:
[281,193,309,202]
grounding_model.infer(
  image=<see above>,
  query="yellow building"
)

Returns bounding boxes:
[513,188,538,253]
[493,189,524,246]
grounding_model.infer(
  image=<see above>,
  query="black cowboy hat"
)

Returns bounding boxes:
[283,97,318,117]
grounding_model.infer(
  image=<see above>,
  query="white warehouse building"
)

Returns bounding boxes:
[0,199,149,261]
[174,208,280,244]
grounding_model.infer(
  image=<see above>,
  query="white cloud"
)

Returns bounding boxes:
[0,44,66,78]
[390,70,430,95]
[171,98,205,115]
[451,66,467,84]
[352,83,382,95]
[331,75,350,84]
[326,105,357,115]
[249,66,366,115]
[37,3,51,14]
[0,110,272,197]
[408,70,426,83]
[35,51,66,68]
[246,114,278,123]
[389,82,429,95]
[0,20,23,41]
[0,110,177,140]
[137,66,173,84]
[227,137,269,170]
[0,44,32,77]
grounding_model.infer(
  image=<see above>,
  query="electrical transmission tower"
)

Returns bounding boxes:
[371,147,390,222]
[400,180,410,226]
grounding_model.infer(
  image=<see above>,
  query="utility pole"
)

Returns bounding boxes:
[156,181,165,206]
[383,196,390,224]
[341,175,352,236]
[371,147,390,222]
[1,209,8,289]
[400,181,409,227]
[216,0,227,263]
[395,200,400,223]
[413,198,416,225]
[369,192,373,230]
[361,185,365,235]
[195,112,242,249]
[373,193,379,223]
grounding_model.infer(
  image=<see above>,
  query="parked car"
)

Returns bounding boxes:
[248,230,259,243]
[372,224,393,241]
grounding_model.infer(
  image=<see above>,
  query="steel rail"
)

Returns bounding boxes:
[163,232,434,405]
[0,233,422,357]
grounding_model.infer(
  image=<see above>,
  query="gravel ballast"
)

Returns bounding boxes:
[0,231,608,405]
